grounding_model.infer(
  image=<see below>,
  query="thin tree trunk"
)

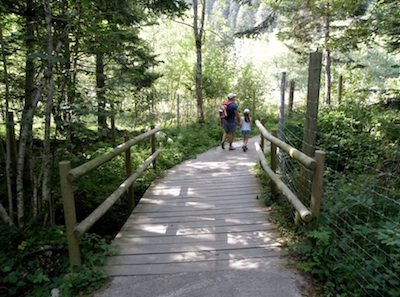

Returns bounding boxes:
[193,0,206,124]
[1,24,14,225]
[0,139,13,224]
[0,23,8,122]
[42,0,55,224]
[30,156,43,217]
[16,0,36,227]
[0,201,12,225]
[16,3,80,227]
[96,52,108,137]
[324,9,331,106]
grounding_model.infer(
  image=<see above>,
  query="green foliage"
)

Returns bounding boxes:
[317,104,400,173]
[282,102,400,296]
[0,221,110,297]
[158,121,224,168]
[58,266,107,297]
[364,0,400,53]
[265,95,400,296]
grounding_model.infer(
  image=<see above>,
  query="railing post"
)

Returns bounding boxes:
[260,133,265,153]
[151,125,156,169]
[271,130,278,199]
[59,161,81,267]
[310,150,325,221]
[124,135,135,212]
[338,75,343,105]
[300,52,322,204]
[288,80,295,117]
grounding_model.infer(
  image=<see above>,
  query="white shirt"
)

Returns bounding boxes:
[241,116,251,131]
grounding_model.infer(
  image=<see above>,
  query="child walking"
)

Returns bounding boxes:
[241,109,251,152]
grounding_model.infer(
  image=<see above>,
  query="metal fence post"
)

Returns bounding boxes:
[59,160,81,267]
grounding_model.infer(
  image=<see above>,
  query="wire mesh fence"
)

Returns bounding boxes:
[277,104,400,296]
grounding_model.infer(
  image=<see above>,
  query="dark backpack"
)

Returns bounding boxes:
[219,101,233,119]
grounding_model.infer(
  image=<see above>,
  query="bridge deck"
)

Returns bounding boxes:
[97,137,305,296]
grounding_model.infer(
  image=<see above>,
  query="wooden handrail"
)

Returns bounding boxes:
[74,149,162,238]
[67,128,161,182]
[255,142,313,222]
[255,120,316,170]
[60,129,162,267]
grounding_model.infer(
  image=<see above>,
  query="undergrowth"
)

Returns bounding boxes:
[261,103,400,297]
[0,115,270,297]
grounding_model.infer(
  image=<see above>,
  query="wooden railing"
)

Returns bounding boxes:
[59,128,162,267]
[255,120,325,223]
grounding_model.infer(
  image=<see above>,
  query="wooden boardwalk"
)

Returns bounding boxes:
[105,137,286,276]
[95,137,306,297]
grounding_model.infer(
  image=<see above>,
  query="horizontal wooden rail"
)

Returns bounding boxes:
[74,149,162,238]
[255,142,313,222]
[255,120,316,170]
[60,129,162,267]
[67,128,161,182]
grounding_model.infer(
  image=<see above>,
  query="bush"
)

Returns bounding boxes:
[0,222,109,297]
[283,104,400,296]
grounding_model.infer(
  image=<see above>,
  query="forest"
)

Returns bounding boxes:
[0,0,399,296]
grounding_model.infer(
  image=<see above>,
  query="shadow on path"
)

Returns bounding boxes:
[94,137,307,297]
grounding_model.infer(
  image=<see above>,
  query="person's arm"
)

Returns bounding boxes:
[235,111,242,126]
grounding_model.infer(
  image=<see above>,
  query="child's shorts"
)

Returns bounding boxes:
[241,130,250,136]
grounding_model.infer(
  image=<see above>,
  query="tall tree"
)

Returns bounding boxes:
[362,0,400,53]
[15,3,80,227]
[0,22,13,225]
[275,0,369,105]
[234,0,371,105]
[193,0,206,123]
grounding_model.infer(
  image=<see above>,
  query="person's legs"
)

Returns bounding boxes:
[241,131,246,151]
[221,132,226,149]
[228,121,237,149]
[227,132,232,145]
[221,120,229,149]
[241,131,250,151]
[244,133,249,146]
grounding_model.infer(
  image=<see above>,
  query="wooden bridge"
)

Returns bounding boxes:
[95,137,306,297]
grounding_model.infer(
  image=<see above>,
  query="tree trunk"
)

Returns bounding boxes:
[1,24,14,224]
[193,0,206,124]
[42,0,55,224]
[16,0,36,227]
[0,201,12,225]
[15,3,80,227]
[96,52,108,137]
[324,10,331,106]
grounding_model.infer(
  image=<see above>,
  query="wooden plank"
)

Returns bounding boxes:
[103,137,286,278]
[113,229,278,244]
[107,247,281,266]
[138,195,260,206]
[150,178,260,186]
[117,223,276,243]
[144,186,261,197]
[133,203,266,213]
[132,199,263,213]
[120,219,273,231]
[121,215,270,229]
[119,212,271,226]
[113,240,282,255]
[106,255,282,276]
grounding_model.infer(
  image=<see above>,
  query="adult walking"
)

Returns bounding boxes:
[221,93,241,151]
